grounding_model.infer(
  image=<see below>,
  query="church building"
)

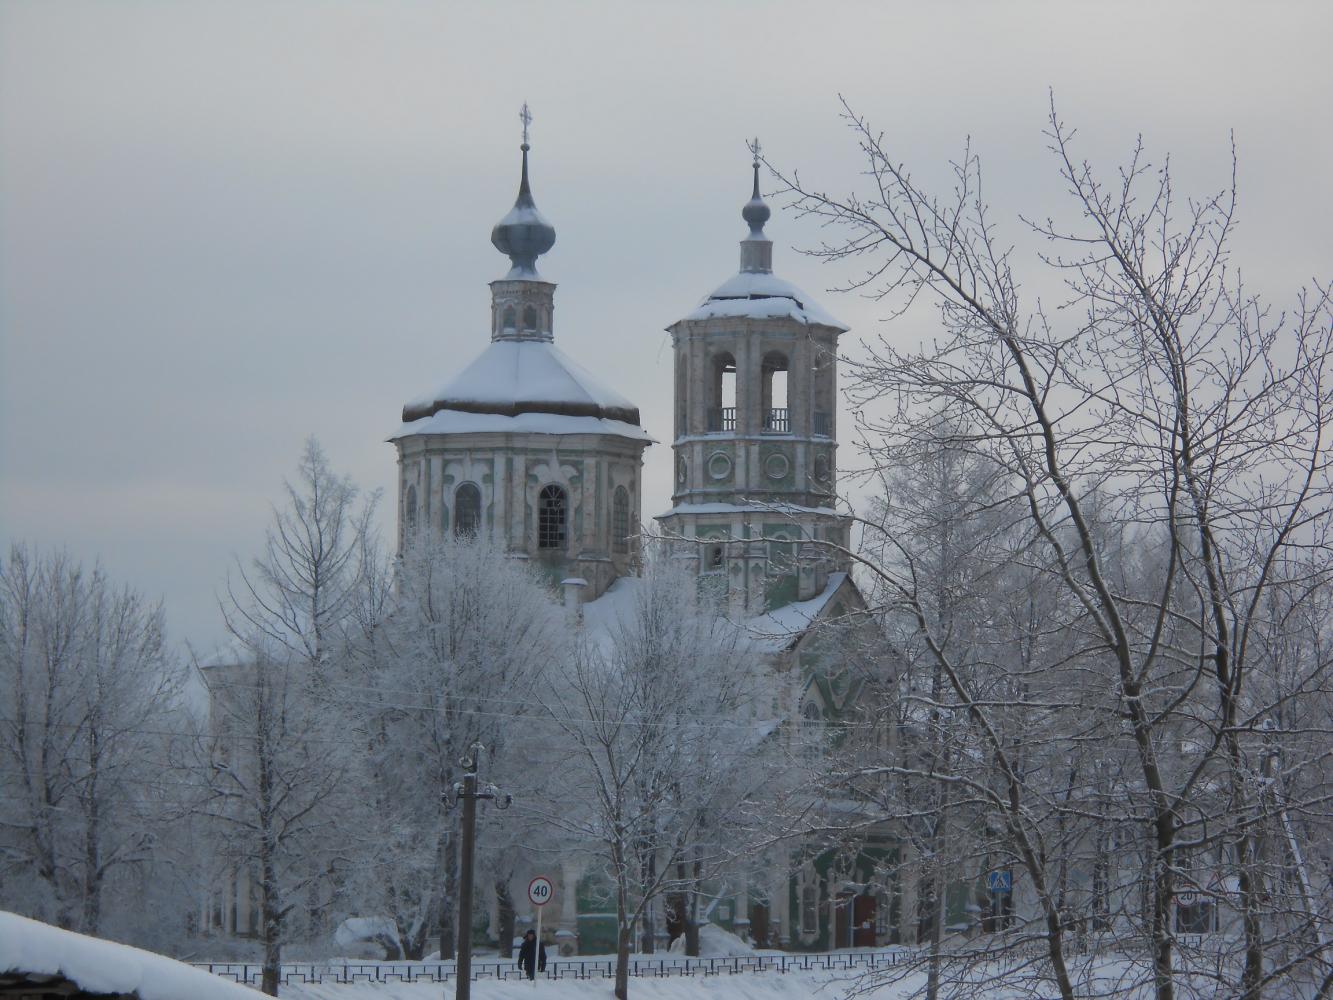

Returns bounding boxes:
[199,119,909,957]
[386,126,906,954]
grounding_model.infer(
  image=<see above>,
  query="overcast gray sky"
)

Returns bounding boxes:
[3,0,1330,654]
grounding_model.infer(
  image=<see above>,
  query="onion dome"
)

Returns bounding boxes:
[742,149,771,236]
[490,140,556,279]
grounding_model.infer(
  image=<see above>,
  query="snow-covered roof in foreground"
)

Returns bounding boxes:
[401,340,642,426]
[0,911,261,1000]
[677,271,847,331]
[745,572,850,652]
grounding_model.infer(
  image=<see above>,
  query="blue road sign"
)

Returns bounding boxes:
[987,870,1012,892]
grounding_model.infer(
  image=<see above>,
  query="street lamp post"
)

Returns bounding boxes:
[448,743,512,1000]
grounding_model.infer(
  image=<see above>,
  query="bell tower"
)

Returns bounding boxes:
[656,143,851,613]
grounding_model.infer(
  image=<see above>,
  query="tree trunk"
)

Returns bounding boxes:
[925,834,946,1000]
[638,844,656,953]
[615,861,631,1000]
[438,834,457,961]
[81,794,102,935]
[260,847,282,997]
[684,851,701,957]
[496,878,516,958]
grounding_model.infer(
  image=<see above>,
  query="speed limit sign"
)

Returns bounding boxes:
[528,875,554,907]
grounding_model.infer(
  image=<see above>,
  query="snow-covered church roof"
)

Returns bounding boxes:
[681,271,847,330]
[673,148,847,332]
[395,340,650,443]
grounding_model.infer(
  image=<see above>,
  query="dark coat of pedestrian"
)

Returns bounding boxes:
[517,929,547,979]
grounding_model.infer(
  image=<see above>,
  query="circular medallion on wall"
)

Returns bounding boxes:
[707,452,733,481]
[764,453,791,480]
[676,456,688,485]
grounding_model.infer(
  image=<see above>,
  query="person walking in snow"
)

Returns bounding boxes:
[517,929,547,979]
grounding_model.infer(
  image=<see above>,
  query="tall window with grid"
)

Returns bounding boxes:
[538,484,567,550]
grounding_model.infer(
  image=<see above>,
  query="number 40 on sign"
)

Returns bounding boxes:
[527,876,554,984]
[528,876,553,906]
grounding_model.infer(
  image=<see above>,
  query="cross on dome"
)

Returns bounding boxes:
[520,102,532,148]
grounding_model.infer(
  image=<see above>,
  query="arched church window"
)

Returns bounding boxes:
[612,486,630,554]
[801,700,824,752]
[523,306,538,332]
[762,351,789,432]
[454,483,481,538]
[502,306,517,332]
[538,484,567,550]
[708,353,737,432]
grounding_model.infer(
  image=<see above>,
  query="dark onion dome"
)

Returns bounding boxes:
[741,156,771,236]
[490,143,556,278]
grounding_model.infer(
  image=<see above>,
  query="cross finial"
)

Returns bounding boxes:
[520,103,533,147]
[748,136,762,166]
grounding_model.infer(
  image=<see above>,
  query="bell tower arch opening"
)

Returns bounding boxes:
[709,353,738,433]
[762,351,789,433]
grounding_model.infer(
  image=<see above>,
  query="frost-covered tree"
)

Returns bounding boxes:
[223,436,378,675]
[337,533,562,961]
[776,99,1333,999]
[195,644,346,995]
[541,553,760,998]
[0,545,179,935]
[200,438,376,992]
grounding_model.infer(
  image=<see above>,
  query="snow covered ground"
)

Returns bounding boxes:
[282,969,888,1000]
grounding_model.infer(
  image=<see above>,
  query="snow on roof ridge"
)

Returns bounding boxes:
[673,270,847,331]
[657,501,842,519]
[744,572,850,652]
[403,340,642,425]
[390,409,654,444]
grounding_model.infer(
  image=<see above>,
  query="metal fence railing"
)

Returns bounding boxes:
[194,935,1221,988]
[194,949,912,987]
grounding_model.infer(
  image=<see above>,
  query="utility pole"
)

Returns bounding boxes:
[450,743,511,1000]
